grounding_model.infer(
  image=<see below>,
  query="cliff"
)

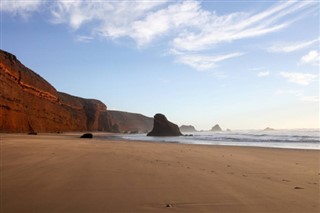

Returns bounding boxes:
[0,49,112,133]
[108,110,153,133]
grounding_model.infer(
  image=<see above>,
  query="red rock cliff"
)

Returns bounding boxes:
[0,49,112,133]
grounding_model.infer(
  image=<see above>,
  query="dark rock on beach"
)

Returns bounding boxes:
[80,133,93,138]
[147,114,182,137]
[28,132,37,135]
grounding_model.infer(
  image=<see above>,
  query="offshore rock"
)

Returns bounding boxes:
[147,114,182,136]
[211,124,222,131]
[180,125,197,132]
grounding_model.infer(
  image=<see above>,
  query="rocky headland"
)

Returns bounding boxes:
[0,49,151,133]
[108,110,153,133]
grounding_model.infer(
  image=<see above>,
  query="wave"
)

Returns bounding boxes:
[118,129,320,150]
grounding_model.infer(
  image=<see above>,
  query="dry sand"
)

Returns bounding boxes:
[1,133,319,212]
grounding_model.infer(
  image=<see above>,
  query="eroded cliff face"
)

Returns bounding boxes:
[108,110,153,133]
[0,49,112,133]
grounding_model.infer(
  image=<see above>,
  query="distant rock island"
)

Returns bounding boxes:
[264,127,275,131]
[0,49,151,133]
[147,114,182,136]
[211,124,222,131]
[180,125,197,132]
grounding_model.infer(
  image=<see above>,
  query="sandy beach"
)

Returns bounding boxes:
[1,133,319,213]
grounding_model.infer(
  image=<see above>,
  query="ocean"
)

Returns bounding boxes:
[115,129,320,150]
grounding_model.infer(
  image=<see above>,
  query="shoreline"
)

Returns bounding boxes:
[2,132,319,151]
[1,133,319,212]
[96,132,320,151]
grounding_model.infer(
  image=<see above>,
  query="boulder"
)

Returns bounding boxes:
[211,124,222,131]
[147,114,182,136]
[80,133,93,138]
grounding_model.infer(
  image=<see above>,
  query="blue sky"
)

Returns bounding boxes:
[1,0,319,130]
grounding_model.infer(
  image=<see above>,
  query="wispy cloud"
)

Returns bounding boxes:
[2,0,317,72]
[276,90,318,103]
[171,1,316,52]
[300,50,320,66]
[75,35,94,43]
[173,51,244,71]
[1,0,43,18]
[299,96,319,103]
[268,38,319,53]
[248,67,270,77]
[257,71,270,77]
[280,72,317,85]
[275,90,303,96]
[50,0,168,33]
[47,0,316,70]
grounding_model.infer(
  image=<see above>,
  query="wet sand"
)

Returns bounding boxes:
[1,133,319,212]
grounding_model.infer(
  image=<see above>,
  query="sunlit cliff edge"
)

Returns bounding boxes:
[0,49,152,133]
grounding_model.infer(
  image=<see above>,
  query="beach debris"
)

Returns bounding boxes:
[28,132,37,135]
[166,204,173,208]
[294,186,304,189]
[80,133,93,138]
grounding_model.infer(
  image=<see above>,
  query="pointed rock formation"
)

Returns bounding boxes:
[211,124,222,131]
[147,114,182,136]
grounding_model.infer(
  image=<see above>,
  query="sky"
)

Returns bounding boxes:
[1,0,319,130]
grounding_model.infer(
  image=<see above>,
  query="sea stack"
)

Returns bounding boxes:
[180,125,197,132]
[264,127,275,131]
[211,124,222,131]
[147,114,182,136]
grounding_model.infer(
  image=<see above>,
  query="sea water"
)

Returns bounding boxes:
[116,129,320,150]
